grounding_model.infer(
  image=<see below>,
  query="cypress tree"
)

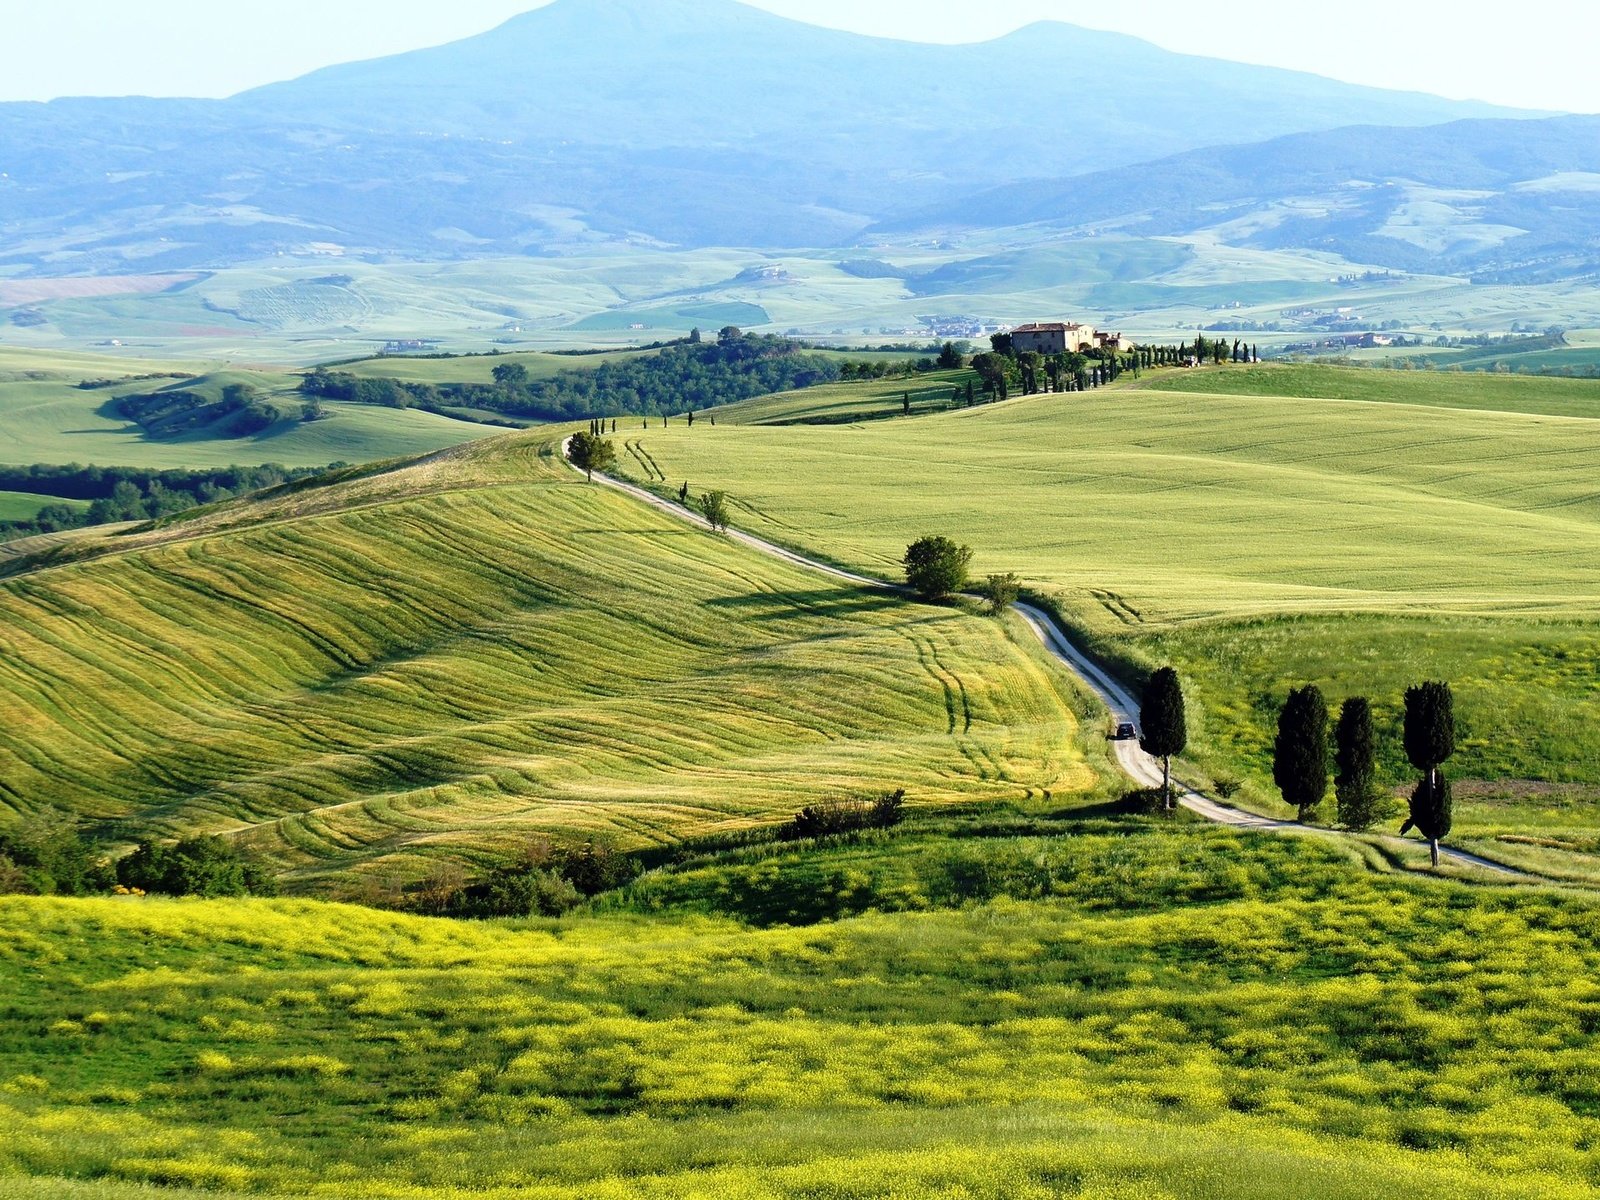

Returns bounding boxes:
[1139,668,1188,811]
[1333,697,1383,830]
[1402,682,1456,866]
[1273,685,1329,822]
[1403,773,1453,864]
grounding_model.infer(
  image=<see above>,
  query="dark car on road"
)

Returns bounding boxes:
[1114,722,1137,741]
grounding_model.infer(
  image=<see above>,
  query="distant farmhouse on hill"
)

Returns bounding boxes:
[1011,322,1134,355]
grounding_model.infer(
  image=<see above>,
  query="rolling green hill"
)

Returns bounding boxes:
[0,350,495,469]
[1136,363,1600,418]
[0,430,1085,891]
[615,366,1600,878]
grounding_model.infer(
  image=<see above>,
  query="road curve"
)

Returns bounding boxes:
[568,444,1525,878]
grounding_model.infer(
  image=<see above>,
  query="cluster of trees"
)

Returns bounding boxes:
[303,331,840,423]
[413,839,639,919]
[900,537,1019,617]
[836,342,966,381]
[0,463,331,541]
[1140,668,1459,865]
[117,383,302,441]
[783,790,906,840]
[0,810,277,898]
[117,836,279,898]
[0,809,115,896]
[1272,680,1458,864]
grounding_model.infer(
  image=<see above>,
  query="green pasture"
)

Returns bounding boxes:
[0,492,87,522]
[0,353,493,469]
[1139,362,1600,418]
[5,826,1600,1198]
[618,369,1600,868]
[707,369,977,425]
[0,432,1086,889]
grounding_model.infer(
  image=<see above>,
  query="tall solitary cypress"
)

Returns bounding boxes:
[1139,668,1188,811]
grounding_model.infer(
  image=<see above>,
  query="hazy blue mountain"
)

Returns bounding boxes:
[0,0,1539,275]
[881,115,1600,282]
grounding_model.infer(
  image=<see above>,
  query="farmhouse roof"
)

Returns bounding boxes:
[1013,321,1088,333]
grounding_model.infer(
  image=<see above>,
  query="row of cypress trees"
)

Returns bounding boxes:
[1274,681,1456,864]
[1137,668,1458,866]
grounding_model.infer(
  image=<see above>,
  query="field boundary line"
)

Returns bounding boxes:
[563,439,1534,882]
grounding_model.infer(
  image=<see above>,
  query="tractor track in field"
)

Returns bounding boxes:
[566,442,1530,881]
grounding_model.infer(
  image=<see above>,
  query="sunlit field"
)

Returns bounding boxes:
[619,366,1600,874]
[0,433,1086,890]
[5,825,1600,1199]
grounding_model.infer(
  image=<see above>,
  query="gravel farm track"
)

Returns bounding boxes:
[571,443,1529,880]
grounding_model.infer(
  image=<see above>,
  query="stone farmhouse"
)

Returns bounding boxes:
[1011,322,1135,355]
[1010,322,1097,355]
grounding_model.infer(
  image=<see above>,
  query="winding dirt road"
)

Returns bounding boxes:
[571,446,1524,878]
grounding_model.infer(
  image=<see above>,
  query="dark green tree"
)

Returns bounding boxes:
[1273,685,1329,822]
[1017,351,1043,395]
[567,432,617,481]
[981,572,1021,616]
[903,392,911,416]
[492,362,530,388]
[937,342,964,369]
[1402,682,1456,865]
[1139,668,1188,811]
[969,353,1010,402]
[1402,773,1453,866]
[699,490,731,532]
[1333,697,1385,830]
[902,536,973,601]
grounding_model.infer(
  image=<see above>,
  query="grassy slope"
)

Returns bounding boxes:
[708,369,978,425]
[5,827,1600,1198]
[0,492,89,521]
[0,350,495,469]
[0,432,1086,891]
[618,369,1600,873]
[1138,362,1600,418]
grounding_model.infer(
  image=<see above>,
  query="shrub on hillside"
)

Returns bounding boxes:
[783,790,906,841]
[415,840,640,919]
[117,836,279,898]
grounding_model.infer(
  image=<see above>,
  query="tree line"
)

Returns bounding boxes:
[0,463,334,541]
[302,330,842,423]
[0,809,278,899]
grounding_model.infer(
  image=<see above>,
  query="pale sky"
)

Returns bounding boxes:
[5,1,1597,113]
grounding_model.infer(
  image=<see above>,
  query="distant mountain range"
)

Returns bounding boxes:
[881,115,1600,284]
[0,0,1537,276]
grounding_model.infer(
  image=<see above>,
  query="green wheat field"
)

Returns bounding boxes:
[9,358,1600,1197]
